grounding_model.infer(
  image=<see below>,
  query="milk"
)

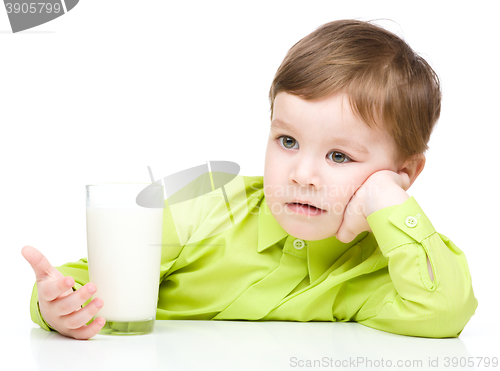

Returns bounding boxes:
[86,207,163,322]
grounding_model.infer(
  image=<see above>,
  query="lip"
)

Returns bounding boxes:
[286,201,326,216]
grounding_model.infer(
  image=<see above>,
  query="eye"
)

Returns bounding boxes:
[278,136,299,149]
[328,151,351,163]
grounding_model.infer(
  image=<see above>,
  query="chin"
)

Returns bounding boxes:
[282,223,337,241]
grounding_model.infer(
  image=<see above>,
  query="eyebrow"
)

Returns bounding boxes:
[271,119,296,134]
[271,119,369,154]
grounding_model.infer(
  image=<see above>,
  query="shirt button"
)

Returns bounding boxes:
[293,239,305,250]
[405,216,418,228]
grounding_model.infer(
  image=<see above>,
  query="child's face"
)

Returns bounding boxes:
[263,92,404,241]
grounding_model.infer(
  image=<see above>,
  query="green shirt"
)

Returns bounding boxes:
[30,175,477,338]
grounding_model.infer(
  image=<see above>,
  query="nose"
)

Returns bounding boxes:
[289,155,321,188]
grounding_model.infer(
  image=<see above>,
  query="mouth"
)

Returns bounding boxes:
[286,201,326,216]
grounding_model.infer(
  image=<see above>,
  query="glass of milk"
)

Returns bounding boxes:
[86,183,164,335]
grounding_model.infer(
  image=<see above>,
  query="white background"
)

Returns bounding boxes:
[1,0,499,369]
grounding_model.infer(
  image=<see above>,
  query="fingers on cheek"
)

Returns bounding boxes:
[404,174,411,189]
[397,172,411,189]
[337,228,353,244]
[339,233,354,244]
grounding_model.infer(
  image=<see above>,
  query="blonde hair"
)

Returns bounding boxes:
[269,20,441,159]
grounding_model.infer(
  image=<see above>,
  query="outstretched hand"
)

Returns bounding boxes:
[21,245,105,340]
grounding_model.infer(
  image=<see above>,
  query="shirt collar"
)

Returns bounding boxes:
[257,199,288,252]
[257,197,369,283]
[306,232,368,283]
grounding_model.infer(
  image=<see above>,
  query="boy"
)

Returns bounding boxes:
[22,19,477,340]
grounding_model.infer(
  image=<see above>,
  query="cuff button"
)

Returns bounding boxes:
[405,216,418,228]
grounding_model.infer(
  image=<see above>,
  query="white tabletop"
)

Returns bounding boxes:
[11,318,497,371]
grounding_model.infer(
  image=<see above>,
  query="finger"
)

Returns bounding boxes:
[68,316,106,341]
[336,209,356,244]
[61,298,104,330]
[336,221,363,243]
[398,171,411,191]
[336,228,356,244]
[22,245,61,281]
[38,276,75,302]
[336,201,371,243]
[337,221,372,243]
[55,283,97,315]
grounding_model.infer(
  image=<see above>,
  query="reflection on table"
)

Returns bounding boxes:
[30,320,473,371]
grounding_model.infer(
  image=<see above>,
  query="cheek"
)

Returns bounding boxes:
[323,172,355,195]
[322,171,366,207]
[263,175,281,201]
[263,166,278,200]
[263,161,276,187]
[264,142,277,173]
[264,148,286,184]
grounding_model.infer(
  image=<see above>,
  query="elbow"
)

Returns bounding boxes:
[420,289,478,338]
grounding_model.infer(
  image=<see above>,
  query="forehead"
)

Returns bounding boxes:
[272,92,376,135]
[274,91,364,122]
[273,92,356,125]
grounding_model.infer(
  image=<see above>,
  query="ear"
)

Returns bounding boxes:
[399,154,426,187]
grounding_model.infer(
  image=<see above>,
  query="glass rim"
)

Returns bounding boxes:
[86,182,161,187]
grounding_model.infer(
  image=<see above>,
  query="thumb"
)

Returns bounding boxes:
[21,245,60,281]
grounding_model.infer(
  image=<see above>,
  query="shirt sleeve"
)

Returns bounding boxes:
[355,196,478,338]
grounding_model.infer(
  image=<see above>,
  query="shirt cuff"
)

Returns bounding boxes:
[30,282,53,331]
[367,196,436,255]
